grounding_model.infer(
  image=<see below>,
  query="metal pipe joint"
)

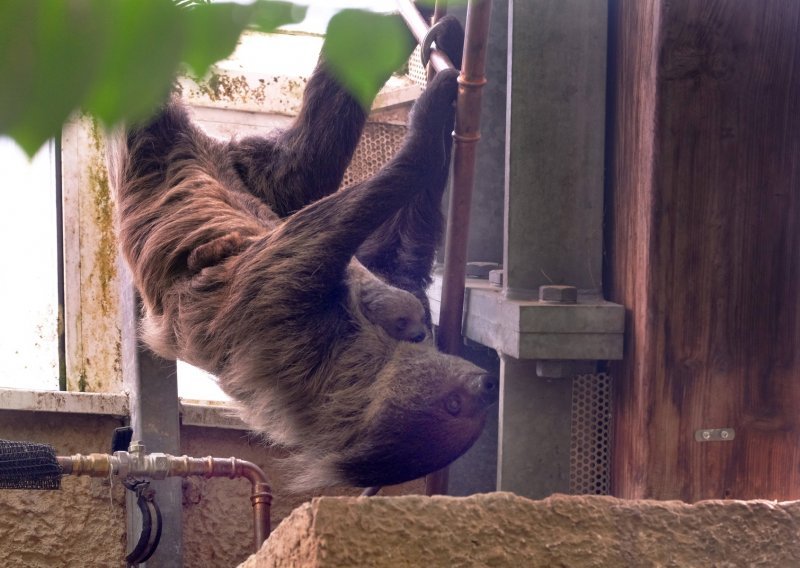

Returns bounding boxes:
[56,442,272,552]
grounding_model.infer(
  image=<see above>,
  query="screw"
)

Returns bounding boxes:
[539,285,578,304]
[720,430,729,439]
[702,431,711,440]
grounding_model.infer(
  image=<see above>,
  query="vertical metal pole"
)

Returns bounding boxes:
[120,263,182,567]
[427,0,493,496]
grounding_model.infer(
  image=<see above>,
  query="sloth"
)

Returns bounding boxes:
[187,231,428,343]
[111,16,496,490]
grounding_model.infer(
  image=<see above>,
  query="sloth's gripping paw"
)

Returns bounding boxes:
[421,15,464,69]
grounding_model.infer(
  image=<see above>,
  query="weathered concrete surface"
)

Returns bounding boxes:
[0,411,424,568]
[240,492,800,567]
[0,411,127,568]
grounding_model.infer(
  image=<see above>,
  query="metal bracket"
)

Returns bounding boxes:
[124,479,162,567]
[427,273,625,361]
[695,428,735,442]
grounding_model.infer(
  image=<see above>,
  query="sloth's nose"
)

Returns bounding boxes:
[410,331,426,343]
[468,373,499,406]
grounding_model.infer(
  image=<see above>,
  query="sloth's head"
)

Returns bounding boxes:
[283,340,498,491]
[340,345,498,487]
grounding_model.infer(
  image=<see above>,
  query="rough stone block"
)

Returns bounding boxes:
[240,492,800,567]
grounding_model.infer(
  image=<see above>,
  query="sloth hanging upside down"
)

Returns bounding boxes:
[110,16,497,490]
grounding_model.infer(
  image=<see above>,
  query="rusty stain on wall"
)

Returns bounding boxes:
[62,117,123,393]
[88,119,117,319]
[190,73,268,105]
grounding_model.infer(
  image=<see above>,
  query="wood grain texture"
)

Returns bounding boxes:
[606,0,800,501]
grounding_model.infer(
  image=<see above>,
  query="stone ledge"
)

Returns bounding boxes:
[240,492,800,567]
[0,388,128,416]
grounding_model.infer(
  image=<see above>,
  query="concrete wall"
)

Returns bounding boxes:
[0,411,424,567]
[242,492,800,567]
[0,411,128,568]
[180,426,424,568]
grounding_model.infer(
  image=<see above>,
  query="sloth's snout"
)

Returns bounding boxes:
[467,373,499,407]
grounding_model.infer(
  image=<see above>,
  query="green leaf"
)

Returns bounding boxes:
[182,1,307,77]
[1,0,108,155]
[0,0,414,157]
[82,0,184,127]
[183,2,256,76]
[250,1,308,35]
[323,10,415,109]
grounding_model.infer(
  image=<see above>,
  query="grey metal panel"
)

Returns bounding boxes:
[503,0,609,296]
[497,356,572,497]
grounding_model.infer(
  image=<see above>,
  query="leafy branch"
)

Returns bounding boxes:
[0,0,417,156]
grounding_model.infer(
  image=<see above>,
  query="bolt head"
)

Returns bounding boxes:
[149,453,170,479]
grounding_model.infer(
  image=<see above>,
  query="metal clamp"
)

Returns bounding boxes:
[124,479,162,567]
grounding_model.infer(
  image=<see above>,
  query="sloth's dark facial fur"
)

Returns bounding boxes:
[110,16,496,490]
[337,349,498,488]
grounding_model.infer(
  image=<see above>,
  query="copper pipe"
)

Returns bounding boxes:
[430,0,494,495]
[396,0,455,73]
[166,455,272,551]
[396,0,494,496]
[58,451,272,553]
[238,461,272,551]
[438,1,491,354]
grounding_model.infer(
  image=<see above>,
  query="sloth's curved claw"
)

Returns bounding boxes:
[420,15,464,70]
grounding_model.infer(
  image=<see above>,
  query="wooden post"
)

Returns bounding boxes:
[607,0,800,501]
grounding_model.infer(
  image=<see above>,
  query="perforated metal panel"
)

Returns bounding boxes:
[338,44,437,189]
[570,373,613,495]
[407,45,428,88]
[341,122,407,188]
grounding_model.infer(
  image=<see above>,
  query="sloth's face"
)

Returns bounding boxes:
[338,345,498,487]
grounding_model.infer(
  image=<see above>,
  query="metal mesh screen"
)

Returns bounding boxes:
[341,122,407,189]
[569,373,612,495]
[337,47,429,189]
[407,45,428,88]
[0,439,62,490]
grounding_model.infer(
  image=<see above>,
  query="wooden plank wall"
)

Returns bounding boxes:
[606,0,800,501]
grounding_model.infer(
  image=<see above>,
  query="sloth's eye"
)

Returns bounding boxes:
[444,394,462,416]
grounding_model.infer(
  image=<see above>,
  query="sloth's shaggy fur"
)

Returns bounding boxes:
[111,28,495,490]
